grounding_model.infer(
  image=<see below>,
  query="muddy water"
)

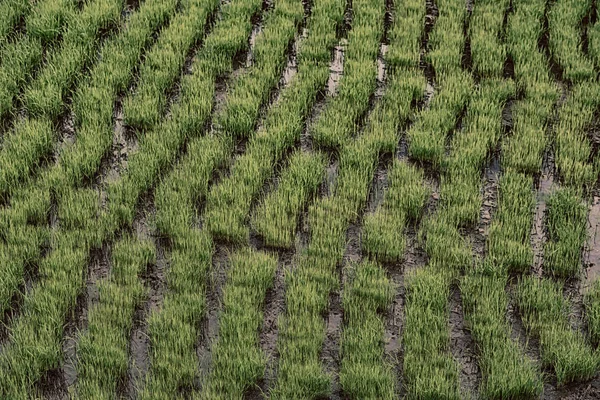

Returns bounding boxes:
[532,174,554,276]
[327,42,345,96]
[584,196,600,288]
[375,44,388,98]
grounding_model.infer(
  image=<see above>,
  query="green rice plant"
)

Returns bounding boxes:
[311,0,385,149]
[385,0,424,71]
[201,249,277,399]
[24,0,134,120]
[123,0,221,130]
[462,271,543,399]
[516,276,600,385]
[403,266,460,399]
[203,0,344,243]
[548,0,595,83]
[585,279,600,346]
[554,82,600,190]
[362,160,428,262]
[26,0,76,44]
[251,151,326,248]
[426,0,467,74]
[0,118,53,198]
[139,230,213,398]
[0,37,43,119]
[340,260,395,399]
[589,1,600,69]
[0,0,33,43]
[469,0,510,78]
[487,171,535,274]
[544,188,588,279]
[408,71,473,166]
[76,236,154,399]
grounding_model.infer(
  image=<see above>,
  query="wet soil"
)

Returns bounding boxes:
[584,195,600,288]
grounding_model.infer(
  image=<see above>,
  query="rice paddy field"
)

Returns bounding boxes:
[4,0,600,398]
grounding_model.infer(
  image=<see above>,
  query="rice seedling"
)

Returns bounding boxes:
[76,236,154,399]
[544,188,588,279]
[201,249,277,398]
[516,276,600,385]
[403,266,460,399]
[251,151,326,248]
[461,270,543,398]
[469,0,510,78]
[585,279,600,346]
[123,0,221,130]
[0,0,33,43]
[362,160,428,262]
[548,0,595,83]
[310,0,385,149]
[340,260,395,399]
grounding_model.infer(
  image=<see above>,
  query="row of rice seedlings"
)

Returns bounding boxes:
[407,0,472,167]
[339,260,395,399]
[339,161,427,398]
[0,0,124,196]
[0,0,183,394]
[201,249,277,398]
[310,0,385,150]
[123,0,220,130]
[548,0,595,83]
[0,0,34,43]
[251,151,326,248]
[273,2,426,392]
[202,0,346,243]
[76,236,154,399]
[0,0,79,119]
[469,0,509,78]
[585,279,600,346]
[516,276,599,385]
[362,160,428,262]
[488,0,558,273]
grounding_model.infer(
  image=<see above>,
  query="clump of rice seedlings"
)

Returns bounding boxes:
[139,230,213,398]
[77,236,154,399]
[487,171,535,274]
[0,0,32,43]
[554,82,600,190]
[340,260,395,399]
[426,0,467,73]
[24,0,126,119]
[544,188,588,279]
[203,0,344,243]
[362,160,428,262]
[0,37,42,119]
[516,276,600,385]
[548,0,595,83]
[310,0,385,149]
[123,0,221,130]
[462,270,543,398]
[470,0,510,78]
[252,151,326,248]
[26,0,76,44]
[201,249,277,398]
[403,266,460,399]
[0,118,53,198]
[585,279,600,346]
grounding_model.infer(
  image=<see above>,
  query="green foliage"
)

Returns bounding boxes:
[516,276,600,385]
[585,279,600,346]
[252,151,326,248]
[201,249,277,398]
[77,236,154,399]
[340,260,395,399]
